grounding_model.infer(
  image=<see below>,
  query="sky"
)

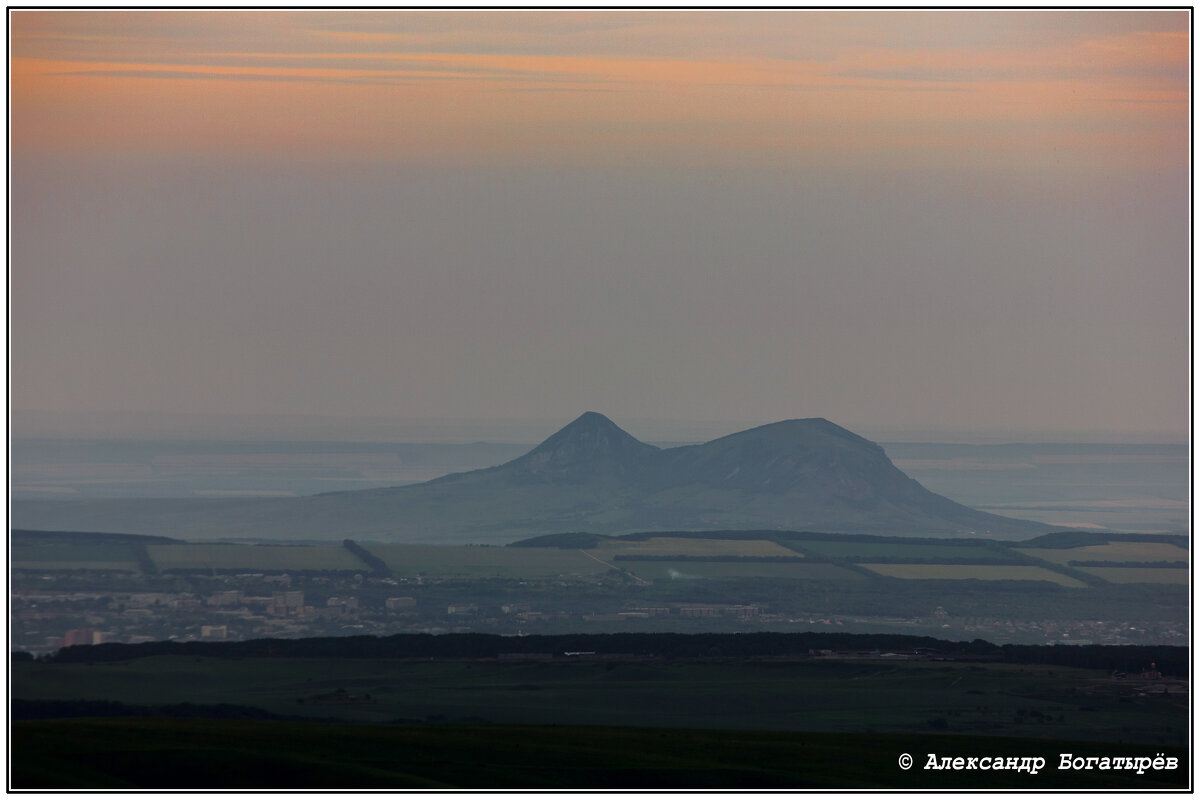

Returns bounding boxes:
[9,10,1191,442]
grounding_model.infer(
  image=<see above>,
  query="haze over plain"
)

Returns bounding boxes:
[10,10,1189,442]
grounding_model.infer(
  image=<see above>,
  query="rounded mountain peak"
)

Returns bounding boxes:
[658,416,894,496]
[720,417,880,450]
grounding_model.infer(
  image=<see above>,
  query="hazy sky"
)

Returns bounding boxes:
[10,10,1191,441]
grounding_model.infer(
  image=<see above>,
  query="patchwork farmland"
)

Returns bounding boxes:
[10,529,1189,649]
[13,530,1188,588]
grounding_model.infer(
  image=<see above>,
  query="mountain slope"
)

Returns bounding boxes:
[463,410,659,485]
[11,413,1053,543]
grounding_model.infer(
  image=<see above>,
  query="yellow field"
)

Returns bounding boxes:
[858,563,1086,588]
[592,537,799,559]
[1017,542,1189,565]
[1076,567,1190,585]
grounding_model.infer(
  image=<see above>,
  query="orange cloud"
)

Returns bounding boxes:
[10,13,1188,170]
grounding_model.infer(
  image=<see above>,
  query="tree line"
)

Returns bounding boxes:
[38,631,1186,674]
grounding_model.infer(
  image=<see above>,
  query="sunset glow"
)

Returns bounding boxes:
[10,10,1190,439]
[11,10,1189,168]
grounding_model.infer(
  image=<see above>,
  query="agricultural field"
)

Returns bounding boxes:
[12,544,143,573]
[619,561,862,582]
[592,537,799,559]
[12,531,1189,600]
[1017,542,1189,565]
[793,541,1012,562]
[1074,567,1190,585]
[146,544,364,572]
[369,545,611,579]
[14,560,141,572]
[858,564,1087,588]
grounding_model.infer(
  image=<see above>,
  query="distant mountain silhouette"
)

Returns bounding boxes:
[12,413,1053,543]
[483,411,659,483]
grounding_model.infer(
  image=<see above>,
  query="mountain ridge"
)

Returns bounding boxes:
[12,413,1055,543]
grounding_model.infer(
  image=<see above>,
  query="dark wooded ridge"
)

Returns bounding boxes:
[38,631,1186,675]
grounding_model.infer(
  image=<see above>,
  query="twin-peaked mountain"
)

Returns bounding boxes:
[12,413,1051,543]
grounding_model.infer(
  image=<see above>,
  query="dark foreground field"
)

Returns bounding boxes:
[12,718,1188,790]
[11,641,1189,790]
[12,655,1187,740]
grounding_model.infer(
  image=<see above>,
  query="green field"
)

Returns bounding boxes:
[620,561,862,582]
[10,719,1187,790]
[11,533,1189,599]
[795,541,1014,562]
[1018,542,1190,565]
[15,560,142,572]
[858,564,1086,588]
[14,543,139,561]
[13,544,142,572]
[146,544,365,572]
[370,545,611,578]
[1074,567,1190,585]
[593,537,799,559]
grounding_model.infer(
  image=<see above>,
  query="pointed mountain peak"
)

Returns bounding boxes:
[566,411,622,430]
[516,412,657,479]
[531,412,652,455]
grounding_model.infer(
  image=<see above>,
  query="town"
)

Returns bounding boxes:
[11,567,1186,657]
